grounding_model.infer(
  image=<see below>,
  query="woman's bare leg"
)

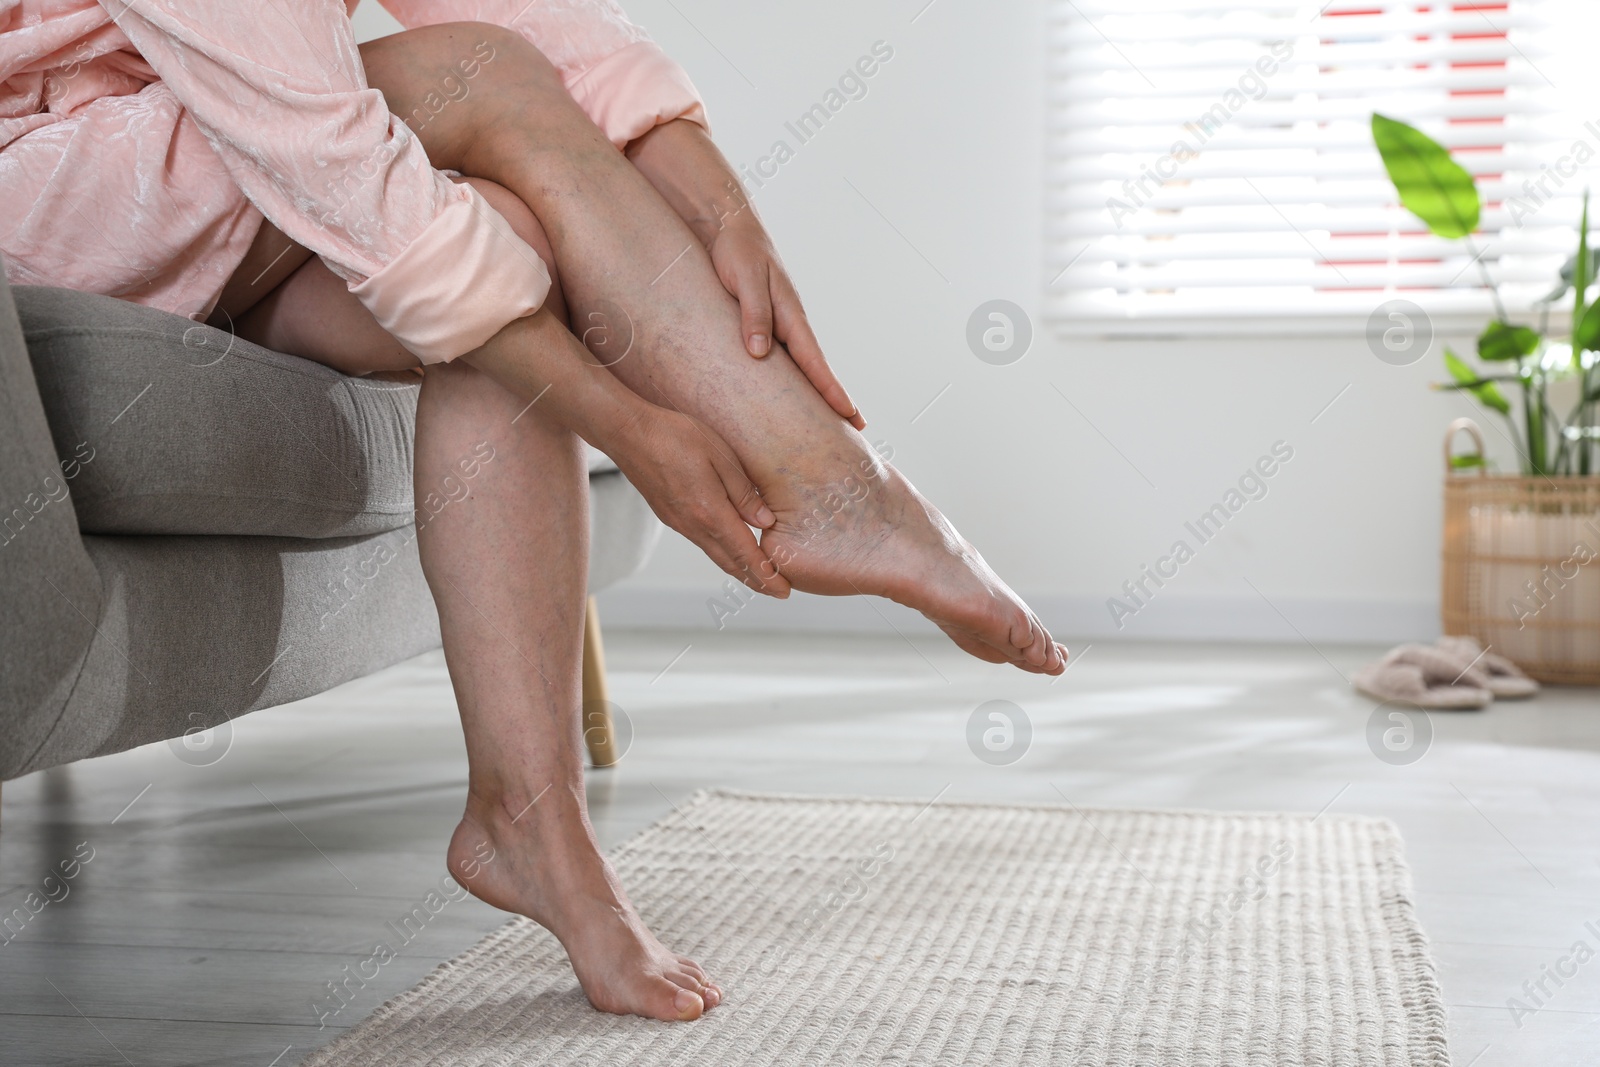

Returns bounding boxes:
[422,360,717,1023]
[223,181,719,1022]
[360,24,1065,673]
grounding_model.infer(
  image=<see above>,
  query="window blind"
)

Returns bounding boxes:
[1046,0,1600,335]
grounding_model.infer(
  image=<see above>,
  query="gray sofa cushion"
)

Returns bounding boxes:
[17,286,418,538]
[15,286,620,539]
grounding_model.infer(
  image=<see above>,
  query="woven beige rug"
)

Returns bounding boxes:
[302,789,1450,1066]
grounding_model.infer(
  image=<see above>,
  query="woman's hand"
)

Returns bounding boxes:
[708,218,865,431]
[462,304,787,596]
[609,402,791,597]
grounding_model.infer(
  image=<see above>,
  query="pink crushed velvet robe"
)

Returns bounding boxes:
[0,0,706,361]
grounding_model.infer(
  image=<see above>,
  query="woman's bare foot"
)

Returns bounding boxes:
[754,442,1068,675]
[447,785,721,1021]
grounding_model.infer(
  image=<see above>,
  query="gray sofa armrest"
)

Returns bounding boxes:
[0,267,101,778]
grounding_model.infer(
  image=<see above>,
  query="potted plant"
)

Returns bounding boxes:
[1371,113,1600,682]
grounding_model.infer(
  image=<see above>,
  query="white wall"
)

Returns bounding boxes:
[354,0,1501,643]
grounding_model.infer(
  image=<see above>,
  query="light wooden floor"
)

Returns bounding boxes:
[2,630,1597,1065]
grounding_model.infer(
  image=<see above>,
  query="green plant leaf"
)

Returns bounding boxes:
[1576,301,1600,353]
[1449,453,1487,470]
[1576,190,1591,351]
[1445,346,1512,414]
[1477,321,1540,362]
[1371,113,1481,238]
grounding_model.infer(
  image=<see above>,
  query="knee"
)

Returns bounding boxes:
[454,22,562,83]
[363,22,584,173]
[363,21,565,113]
[456,177,565,321]
[437,22,566,92]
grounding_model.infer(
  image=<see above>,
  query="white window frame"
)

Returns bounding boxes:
[1045,0,1600,337]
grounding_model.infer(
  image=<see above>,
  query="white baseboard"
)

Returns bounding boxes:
[595,586,1438,645]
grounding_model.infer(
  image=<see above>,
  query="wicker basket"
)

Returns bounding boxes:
[1441,418,1600,684]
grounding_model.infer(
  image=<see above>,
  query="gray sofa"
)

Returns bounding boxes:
[0,269,659,781]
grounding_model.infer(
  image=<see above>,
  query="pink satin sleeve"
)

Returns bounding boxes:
[350,188,551,364]
[568,39,706,148]
[103,1,548,363]
[376,0,709,147]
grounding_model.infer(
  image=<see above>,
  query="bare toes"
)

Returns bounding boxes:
[942,628,1011,665]
[667,982,705,1021]
[1029,623,1055,668]
[669,970,719,1009]
[1009,612,1038,653]
[1011,613,1056,668]
[619,976,703,1022]
[669,958,721,1009]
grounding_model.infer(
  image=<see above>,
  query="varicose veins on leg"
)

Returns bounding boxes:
[361,23,1067,674]
[221,173,727,1021]
[419,360,721,1022]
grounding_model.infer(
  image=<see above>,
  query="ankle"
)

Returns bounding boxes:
[465,777,583,835]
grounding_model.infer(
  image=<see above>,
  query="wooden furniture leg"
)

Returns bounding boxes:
[581,596,619,768]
